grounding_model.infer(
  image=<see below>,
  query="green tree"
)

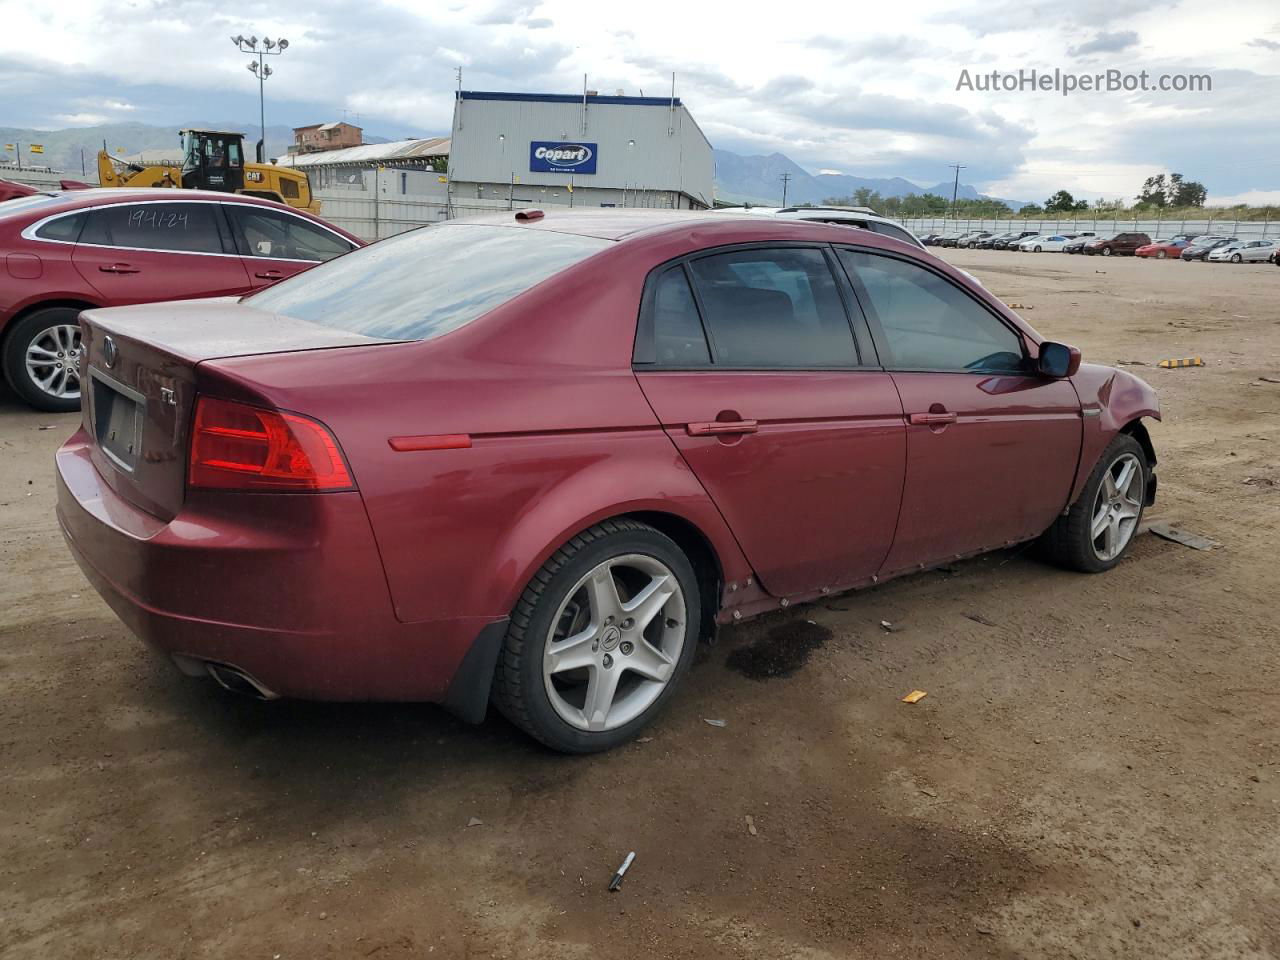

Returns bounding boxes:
[1137,174,1168,207]
[1172,178,1207,207]
[1044,190,1089,213]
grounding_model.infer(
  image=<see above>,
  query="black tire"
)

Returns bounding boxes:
[1039,434,1148,573]
[491,519,701,753]
[2,307,83,412]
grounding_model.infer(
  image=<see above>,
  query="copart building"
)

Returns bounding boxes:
[447,90,713,210]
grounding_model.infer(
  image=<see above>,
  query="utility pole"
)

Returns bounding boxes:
[779,172,792,207]
[232,34,290,162]
[948,163,966,218]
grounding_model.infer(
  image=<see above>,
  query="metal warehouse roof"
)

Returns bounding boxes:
[275,137,451,167]
[458,90,684,107]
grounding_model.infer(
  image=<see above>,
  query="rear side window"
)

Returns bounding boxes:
[226,205,352,262]
[80,202,226,254]
[867,220,922,247]
[35,212,87,242]
[838,250,1025,374]
[685,248,858,367]
[650,266,710,366]
[245,223,611,341]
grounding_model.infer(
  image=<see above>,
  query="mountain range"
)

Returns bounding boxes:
[713,149,1026,209]
[3,120,1020,208]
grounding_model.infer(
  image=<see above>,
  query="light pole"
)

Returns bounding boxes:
[231,34,289,162]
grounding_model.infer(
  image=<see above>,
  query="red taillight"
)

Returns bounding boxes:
[188,396,354,492]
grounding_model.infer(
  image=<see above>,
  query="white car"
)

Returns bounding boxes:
[770,207,927,250]
[1208,239,1279,263]
[1018,234,1072,252]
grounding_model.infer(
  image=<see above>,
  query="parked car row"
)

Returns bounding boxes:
[0,188,363,410]
[919,228,1280,263]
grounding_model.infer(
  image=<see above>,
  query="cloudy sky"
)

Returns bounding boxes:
[3,0,1278,204]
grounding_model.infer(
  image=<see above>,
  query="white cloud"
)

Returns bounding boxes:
[2,0,1276,199]
[1206,189,1280,207]
[55,112,110,126]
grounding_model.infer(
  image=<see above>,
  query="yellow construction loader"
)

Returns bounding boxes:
[97,129,320,213]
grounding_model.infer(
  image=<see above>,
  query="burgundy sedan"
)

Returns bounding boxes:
[57,210,1160,752]
[0,188,362,411]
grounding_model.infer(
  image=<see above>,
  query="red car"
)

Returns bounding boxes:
[0,188,362,411]
[56,210,1161,752]
[0,178,39,202]
[1136,239,1190,259]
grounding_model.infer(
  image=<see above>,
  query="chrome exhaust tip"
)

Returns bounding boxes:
[204,662,280,701]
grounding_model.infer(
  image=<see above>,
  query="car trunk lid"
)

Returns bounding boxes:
[79,298,394,521]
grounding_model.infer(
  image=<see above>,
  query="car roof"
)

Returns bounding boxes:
[445,207,928,250]
[1,187,293,212]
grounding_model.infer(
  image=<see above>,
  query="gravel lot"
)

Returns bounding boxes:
[2,248,1278,959]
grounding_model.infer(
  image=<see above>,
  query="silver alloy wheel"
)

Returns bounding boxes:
[1090,452,1143,562]
[25,324,82,400]
[542,554,686,732]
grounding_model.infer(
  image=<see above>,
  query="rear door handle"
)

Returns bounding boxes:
[254,270,285,280]
[99,263,140,274]
[908,412,958,426]
[686,419,758,436]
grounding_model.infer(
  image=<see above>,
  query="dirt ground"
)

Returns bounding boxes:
[2,249,1278,959]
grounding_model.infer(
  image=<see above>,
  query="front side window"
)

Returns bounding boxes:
[79,202,226,254]
[227,206,353,262]
[685,247,858,367]
[838,250,1026,374]
[245,223,610,341]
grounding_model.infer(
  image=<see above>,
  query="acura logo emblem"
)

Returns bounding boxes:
[102,336,118,369]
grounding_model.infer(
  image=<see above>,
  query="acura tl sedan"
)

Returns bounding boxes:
[56,210,1161,753]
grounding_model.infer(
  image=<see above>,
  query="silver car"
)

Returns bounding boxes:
[1208,239,1280,263]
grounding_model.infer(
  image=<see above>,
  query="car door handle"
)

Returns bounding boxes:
[254,270,285,279]
[99,263,140,274]
[908,412,958,426]
[686,419,758,436]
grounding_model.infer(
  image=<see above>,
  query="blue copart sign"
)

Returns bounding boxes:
[529,141,598,174]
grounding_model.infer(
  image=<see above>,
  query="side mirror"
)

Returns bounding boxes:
[1038,341,1081,378]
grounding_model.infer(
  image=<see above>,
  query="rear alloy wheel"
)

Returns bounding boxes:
[1039,434,1148,573]
[2,307,84,412]
[1157,250,1167,259]
[1101,246,1113,256]
[492,520,700,753]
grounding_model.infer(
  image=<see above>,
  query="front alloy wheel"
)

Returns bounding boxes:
[492,520,700,752]
[1088,453,1144,562]
[1101,246,1113,256]
[1039,434,1149,573]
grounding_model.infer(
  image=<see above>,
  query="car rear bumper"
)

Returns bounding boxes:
[56,428,503,709]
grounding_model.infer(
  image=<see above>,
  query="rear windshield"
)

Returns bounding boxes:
[245,223,611,341]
